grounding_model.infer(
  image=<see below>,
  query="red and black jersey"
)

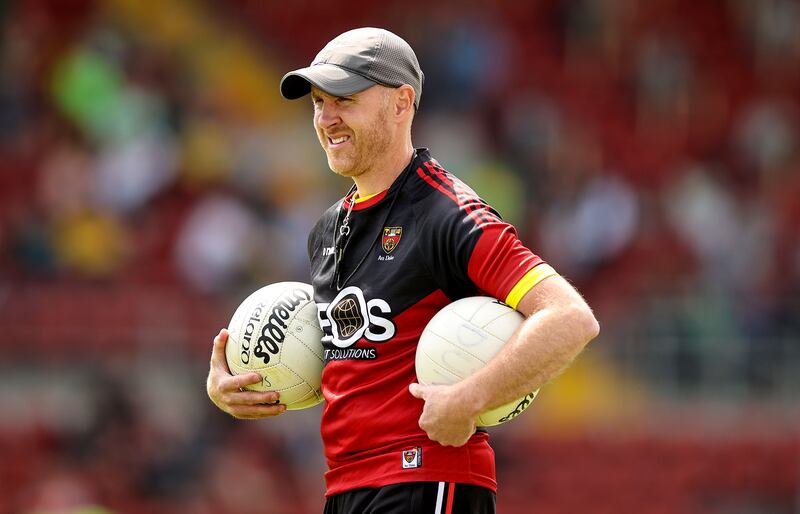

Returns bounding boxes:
[307,148,553,496]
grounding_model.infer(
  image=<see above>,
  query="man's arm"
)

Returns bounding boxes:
[409,275,599,446]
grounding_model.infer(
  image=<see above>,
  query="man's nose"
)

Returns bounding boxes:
[317,101,341,128]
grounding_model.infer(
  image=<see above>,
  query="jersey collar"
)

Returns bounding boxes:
[341,148,429,212]
[343,189,389,211]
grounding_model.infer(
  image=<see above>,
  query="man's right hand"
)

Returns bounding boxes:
[206,328,287,419]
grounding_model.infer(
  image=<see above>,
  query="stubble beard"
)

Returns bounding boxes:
[323,103,392,179]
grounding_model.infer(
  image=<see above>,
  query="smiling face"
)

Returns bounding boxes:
[311,85,394,178]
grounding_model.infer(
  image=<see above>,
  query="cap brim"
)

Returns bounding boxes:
[280,64,377,101]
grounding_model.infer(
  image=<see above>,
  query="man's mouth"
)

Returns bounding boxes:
[328,135,351,148]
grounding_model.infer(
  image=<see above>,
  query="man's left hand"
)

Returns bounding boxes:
[409,382,479,447]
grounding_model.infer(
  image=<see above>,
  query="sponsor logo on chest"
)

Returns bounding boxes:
[316,286,396,351]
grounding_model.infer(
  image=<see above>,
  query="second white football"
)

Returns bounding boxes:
[415,296,539,426]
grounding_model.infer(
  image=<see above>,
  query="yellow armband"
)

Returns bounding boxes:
[504,263,558,309]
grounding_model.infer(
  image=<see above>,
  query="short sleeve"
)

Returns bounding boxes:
[417,186,551,306]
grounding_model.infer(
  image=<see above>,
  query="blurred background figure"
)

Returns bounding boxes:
[0,0,798,513]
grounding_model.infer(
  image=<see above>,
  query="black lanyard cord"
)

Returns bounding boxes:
[330,153,416,291]
[331,184,356,288]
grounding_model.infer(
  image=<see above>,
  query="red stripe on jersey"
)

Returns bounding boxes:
[439,170,502,227]
[445,482,455,513]
[425,161,503,228]
[420,162,487,228]
[416,166,460,204]
[467,223,545,300]
[419,158,544,302]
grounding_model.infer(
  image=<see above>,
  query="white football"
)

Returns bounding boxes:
[415,296,539,426]
[225,282,324,410]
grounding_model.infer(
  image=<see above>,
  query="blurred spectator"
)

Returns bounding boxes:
[663,166,740,284]
[416,9,511,110]
[53,209,130,278]
[0,20,39,154]
[36,139,93,220]
[24,470,114,514]
[734,98,798,184]
[732,0,800,70]
[541,172,638,279]
[635,33,693,123]
[180,113,233,190]
[173,194,257,293]
[91,130,178,217]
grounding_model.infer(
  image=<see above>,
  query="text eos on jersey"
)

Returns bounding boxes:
[316,286,396,348]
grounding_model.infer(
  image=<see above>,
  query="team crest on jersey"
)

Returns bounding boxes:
[402,447,422,469]
[382,226,403,254]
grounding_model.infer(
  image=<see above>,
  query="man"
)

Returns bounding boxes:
[207,27,599,514]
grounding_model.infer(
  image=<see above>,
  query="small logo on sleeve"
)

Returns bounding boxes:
[402,447,422,469]
[382,226,402,254]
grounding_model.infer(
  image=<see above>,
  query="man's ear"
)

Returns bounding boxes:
[393,85,415,119]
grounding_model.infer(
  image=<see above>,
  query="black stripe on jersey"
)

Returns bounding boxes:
[419,160,501,228]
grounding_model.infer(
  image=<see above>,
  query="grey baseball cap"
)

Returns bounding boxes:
[280,27,424,109]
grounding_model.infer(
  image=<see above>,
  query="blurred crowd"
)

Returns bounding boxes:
[1,0,799,513]
[0,361,325,514]
[3,0,800,326]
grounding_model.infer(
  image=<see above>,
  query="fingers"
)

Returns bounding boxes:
[207,328,288,419]
[223,390,281,406]
[209,382,285,419]
[436,430,475,447]
[225,372,264,392]
[209,330,260,388]
[210,369,268,400]
[210,329,231,372]
[417,419,476,447]
[228,403,287,419]
[408,383,425,399]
